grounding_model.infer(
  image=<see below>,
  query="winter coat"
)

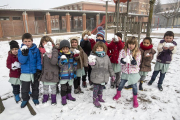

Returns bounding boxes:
[90,53,115,84]
[58,51,77,80]
[80,38,96,56]
[39,47,59,83]
[139,47,156,72]
[118,49,141,74]
[18,43,42,74]
[6,51,21,78]
[156,40,177,64]
[70,45,88,69]
[108,40,124,63]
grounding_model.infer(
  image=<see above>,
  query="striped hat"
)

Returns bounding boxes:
[96,26,105,39]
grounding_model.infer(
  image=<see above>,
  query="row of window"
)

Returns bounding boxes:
[0,17,43,21]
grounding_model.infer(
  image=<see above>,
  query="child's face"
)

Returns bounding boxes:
[42,41,47,47]
[128,44,135,50]
[23,39,33,48]
[62,47,69,54]
[71,40,78,48]
[143,39,151,47]
[164,36,173,43]
[118,37,121,41]
[11,48,18,55]
[96,46,103,52]
[97,36,103,40]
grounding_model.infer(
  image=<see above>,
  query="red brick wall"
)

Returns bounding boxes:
[83,4,115,12]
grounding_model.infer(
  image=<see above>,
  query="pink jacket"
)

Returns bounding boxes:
[118,49,141,74]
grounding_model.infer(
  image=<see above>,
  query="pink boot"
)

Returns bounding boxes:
[113,90,121,100]
[133,95,139,108]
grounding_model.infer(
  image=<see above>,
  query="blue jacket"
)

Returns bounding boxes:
[18,43,42,74]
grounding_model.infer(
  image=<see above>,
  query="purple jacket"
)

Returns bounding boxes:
[156,40,177,64]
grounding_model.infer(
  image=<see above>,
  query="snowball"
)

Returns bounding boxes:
[164,43,175,48]
[88,55,96,63]
[21,45,28,51]
[61,55,67,59]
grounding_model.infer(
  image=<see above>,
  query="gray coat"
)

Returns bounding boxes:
[39,48,59,83]
[90,54,115,84]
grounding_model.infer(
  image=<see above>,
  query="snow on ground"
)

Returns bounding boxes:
[152,28,180,34]
[0,34,180,120]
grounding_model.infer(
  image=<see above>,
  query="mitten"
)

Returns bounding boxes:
[89,61,95,66]
[120,58,126,64]
[44,42,53,53]
[73,49,80,57]
[21,45,29,56]
[131,57,137,65]
[34,69,42,81]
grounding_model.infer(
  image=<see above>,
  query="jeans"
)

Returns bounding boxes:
[151,71,166,86]
[117,79,137,95]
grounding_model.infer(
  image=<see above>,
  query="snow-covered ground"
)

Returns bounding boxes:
[0,33,180,120]
[152,28,180,34]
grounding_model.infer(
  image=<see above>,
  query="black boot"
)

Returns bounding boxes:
[158,85,163,91]
[148,80,154,85]
[124,85,132,89]
[139,81,143,91]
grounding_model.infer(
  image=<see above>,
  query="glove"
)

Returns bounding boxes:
[21,45,29,56]
[44,42,53,53]
[61,59,68,64]
[73,54,79,58]
[111,76,115,82]
[131,57,137,65]
[89,62,95,66]
[34,69,42,81]
[120,58,126,64]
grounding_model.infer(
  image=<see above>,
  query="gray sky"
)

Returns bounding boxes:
[0,0,169,9]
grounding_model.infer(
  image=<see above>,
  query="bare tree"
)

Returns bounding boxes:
[154,0,162,14]
[161,0,180,27]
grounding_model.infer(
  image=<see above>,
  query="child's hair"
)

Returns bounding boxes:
[164,31,174,38]
[115,32,122,39]
[92,41,107,54]
[39,36,55,48]
[124,36,139,59]
[143,37,152,44]
[82,30,91,38]
[22,33,33,42]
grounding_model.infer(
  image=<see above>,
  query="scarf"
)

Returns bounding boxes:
[140,42,153,50]
[95,51,106,57]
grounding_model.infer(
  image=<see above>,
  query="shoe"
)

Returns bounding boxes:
[61,96,67,105]
[21,101,28,108]
[158,85,163,91]
[98,94,105,102]
[139,81,143,91]
[42,94,49,103]
[148,80,154,85]
[124,85,132,89]
[14,94,21,103]
[113,90,121,100]
[93,97,101,108]
[82,81,87,88]
[74,89,80,94]
[67,93,76,101]
[133,95,139,108]
[78,86,84,93]
[33,99,39,105]
[51,94,57,105]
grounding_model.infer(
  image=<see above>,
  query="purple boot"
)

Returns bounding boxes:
[98,94,105,102]
[51,94,57,105]
[42,94,49,103]
[62,96,67,105]
[93,97,101,108]
[67,93,76,101]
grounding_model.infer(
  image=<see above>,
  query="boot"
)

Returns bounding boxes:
[78,86,84,93]
[51,94,57,105]
[74,89,80,94]
[113,90,121,100]
[133,95,139,108]
[90,85,94,91]
[42,94,49,103]
[61,96,67,105]
[148,80,154,85]
[82,81,87,88]
[158,85,163,91]
[21,101,28,108]
[14,94,21,103]
[98,94,105,102]
[124,85,132,89]
[67,93,76,101]
[33,99,39,105]
[139,81,143,91]
[93,97,101,108]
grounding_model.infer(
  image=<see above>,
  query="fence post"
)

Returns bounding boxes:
[0,22,3,38]
[82,13,86,31]
[22,12,29,33]
[46,12,52,34]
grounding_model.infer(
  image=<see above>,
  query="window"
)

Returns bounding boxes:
[13,17,21,20]
[0,17,9,20]
[35,17,43,20]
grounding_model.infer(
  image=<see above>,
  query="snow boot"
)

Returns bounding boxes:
[98,94,105,102]
[133,95,139,108]
[113,90,121,100]
[78,86,84,93]
[61,96,67,105]
[67,93,76,101]
[148,80,154,85]
[42,94,49,103]
[33,99,39,105]
[74,89,80,94]
[158,85,163,91]
[82,81,87,88]
[51,94,57,105]
[124,85,132,89]
[139,81,143,91]
[93,97,101,108]
[21,101,28,108]
[14,94,21,103]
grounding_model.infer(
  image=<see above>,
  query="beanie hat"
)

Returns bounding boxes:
[9,40,19,49]
[59,40,70,50]
[96,26,105,39]
[56,36,64,45]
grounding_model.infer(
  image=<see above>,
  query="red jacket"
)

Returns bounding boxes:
[108,40,124,63]
[89,38,96,50]
[6,51,21,78]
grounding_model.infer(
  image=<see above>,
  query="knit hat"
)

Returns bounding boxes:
[9,40,19,49]
[96,26,105,39]
[70,36,79,43]
[59,40,70,50]
[56,36,64,45]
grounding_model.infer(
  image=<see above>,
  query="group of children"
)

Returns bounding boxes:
[6,27,177,109]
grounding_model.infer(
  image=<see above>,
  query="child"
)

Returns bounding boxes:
[6,40,21,103]
[18,33,42,108]
[70,36,88,94]
[39,36,59,105]
[89,41,115,108]
[80,30,95,88]
[108,32,124,88]
[148,31,177,91]
[58,40,77,105]
[55,36,64,49]
[113,36,141,108]
[138,37,156,90]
